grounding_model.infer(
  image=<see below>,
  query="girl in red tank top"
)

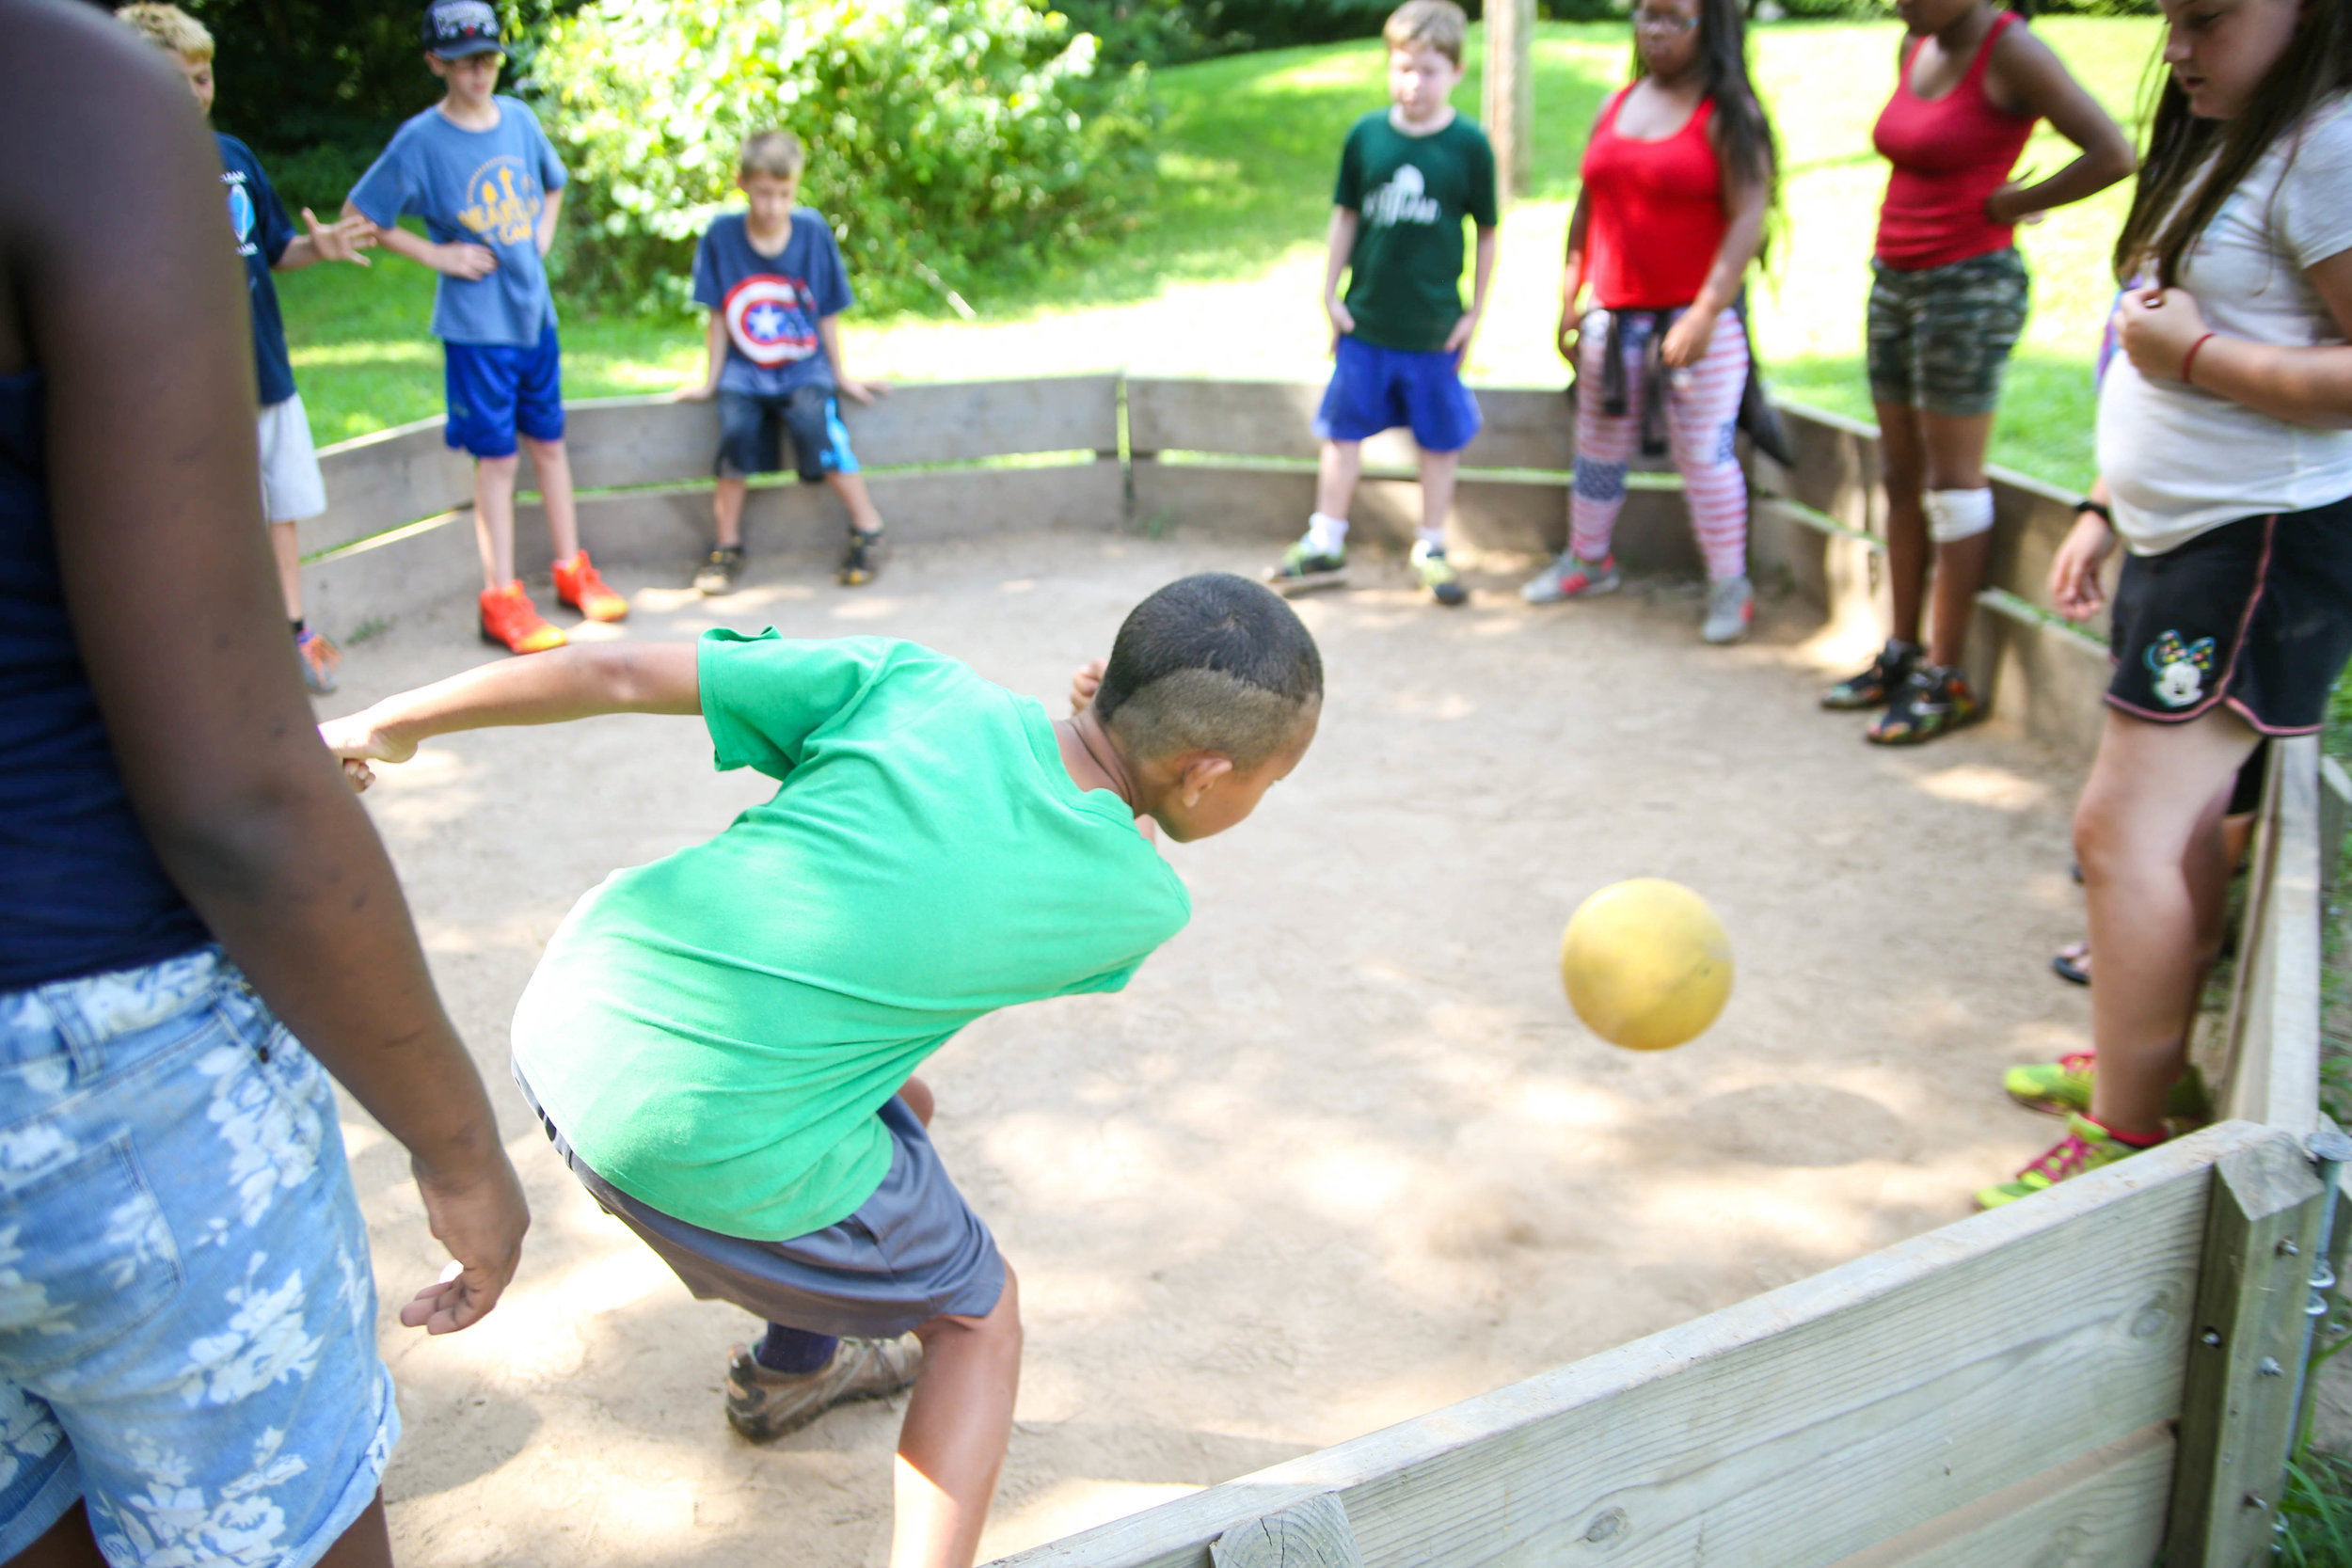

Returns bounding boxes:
[1520,0,1780,644]
[1823,0,2133,743]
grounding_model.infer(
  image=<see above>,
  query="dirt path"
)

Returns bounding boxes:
[321,532,2097,1565]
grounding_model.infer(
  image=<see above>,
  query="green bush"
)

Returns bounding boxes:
[532,0,1156,316]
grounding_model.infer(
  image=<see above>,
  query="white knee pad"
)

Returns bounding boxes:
[1924,487,1995,545]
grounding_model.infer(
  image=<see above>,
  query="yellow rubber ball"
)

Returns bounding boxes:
[1559,879,1734,1051]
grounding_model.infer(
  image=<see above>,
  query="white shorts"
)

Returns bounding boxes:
[257,393,326,525]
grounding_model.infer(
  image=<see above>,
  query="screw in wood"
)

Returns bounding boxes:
[2259,1356,2284,1377]
[2202,1329,2224,1347]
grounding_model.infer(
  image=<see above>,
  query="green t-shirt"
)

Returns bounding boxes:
[511,630,1192,1241]
[1332,110,1500,353]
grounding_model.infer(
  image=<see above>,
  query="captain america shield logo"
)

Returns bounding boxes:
[723,275,819,368]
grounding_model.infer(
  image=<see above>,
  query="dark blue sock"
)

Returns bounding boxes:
[754,1323,839,1374]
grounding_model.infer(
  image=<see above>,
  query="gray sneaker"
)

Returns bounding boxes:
[1702,574,1754,644]
[1520,550,1619,605]
[724,1334,922,1442]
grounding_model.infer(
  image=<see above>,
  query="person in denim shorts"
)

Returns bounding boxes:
[0,8,527,1563]
[1820,0,2132,743]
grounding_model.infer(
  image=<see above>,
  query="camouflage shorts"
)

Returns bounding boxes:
[1866,247,2030,418]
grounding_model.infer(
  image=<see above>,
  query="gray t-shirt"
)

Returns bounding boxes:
[2098,93,2352,553]
[347,96,568,347]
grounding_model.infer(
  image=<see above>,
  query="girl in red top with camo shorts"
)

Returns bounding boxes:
[1822,0,2132,740]
[1519,0,1777,644]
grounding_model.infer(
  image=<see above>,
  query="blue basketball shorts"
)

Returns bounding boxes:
[0,946,397,1567]
[715,386,860,484]
[1314,334,1482,453]
[443,323,566,459]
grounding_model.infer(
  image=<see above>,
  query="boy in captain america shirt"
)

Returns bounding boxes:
[677,130,889,595]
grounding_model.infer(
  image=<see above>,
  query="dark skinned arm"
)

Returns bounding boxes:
[0,0,525,1336]
[1982,24,2137,225]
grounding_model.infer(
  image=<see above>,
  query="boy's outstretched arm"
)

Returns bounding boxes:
[325,642,703,784]
[6,0,525,1335]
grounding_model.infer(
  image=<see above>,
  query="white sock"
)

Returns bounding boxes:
[1305,512,1349,555]
[1415,526,1446,555]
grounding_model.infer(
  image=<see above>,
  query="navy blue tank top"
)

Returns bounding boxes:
[0,371,208,987]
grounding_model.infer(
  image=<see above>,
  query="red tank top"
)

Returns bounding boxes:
[1871,11,2037,270]
[1581,87,1728,311]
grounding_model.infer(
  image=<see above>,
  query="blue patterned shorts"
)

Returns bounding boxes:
[0,947,397,1567]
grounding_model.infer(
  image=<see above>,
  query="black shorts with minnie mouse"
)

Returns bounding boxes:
[2107,493,2352,733]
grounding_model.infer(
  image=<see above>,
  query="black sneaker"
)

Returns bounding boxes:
[692,546,744,596]
[837,528,886,587]
[1867,663,1980,746]
[1821,640,1919,710]
[1265,540,1348,595]
[1411,541,1469,608]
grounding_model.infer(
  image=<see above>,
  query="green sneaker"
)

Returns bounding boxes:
[1975,1114,2156,1210]
[2001,1052,2210,1122]
[1265,539,1347,595]
[1411,540,1468,607]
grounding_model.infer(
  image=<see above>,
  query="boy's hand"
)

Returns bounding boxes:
[837,378,887,406]
[1661,307,1718,369]
[1443,307,1483,357]
[1069,657,1105,716]
[435,241,498,281]
[301,207,375,266]
[320,712,415,794]
[399,1148,530,1335]
[1326,296,1356,341]
[673,381,717,403]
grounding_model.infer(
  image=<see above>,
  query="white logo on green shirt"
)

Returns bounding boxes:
[1364,163,1440,228]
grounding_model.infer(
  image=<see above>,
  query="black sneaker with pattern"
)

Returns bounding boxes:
[1821,639,1919,710]
[837,528,886,587]
[1867,662,1980,746]
[693,545,745,596]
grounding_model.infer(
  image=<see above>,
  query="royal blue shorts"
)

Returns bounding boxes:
[1314,334,1482,453]
[443,324,565,459]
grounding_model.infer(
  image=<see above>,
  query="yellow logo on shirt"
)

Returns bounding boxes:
[457,156,542,246]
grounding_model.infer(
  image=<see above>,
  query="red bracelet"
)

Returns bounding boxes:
[2181,331,2217,385]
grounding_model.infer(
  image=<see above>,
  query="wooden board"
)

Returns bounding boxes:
[995,1122,2286,1568]
[1975,598,2115,773]
[2219,736,2326,1137]
[305,418,477,558]
[1125,379,1578,474]
[1750,497,1887,646]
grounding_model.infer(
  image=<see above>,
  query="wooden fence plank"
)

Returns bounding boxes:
[1209,1497,1361,1568]
[2167,1132,2327,1566]
[1126,379,1577,473]
[994,1123,2283,1568]
[2324,755,2349,901]
[305,418,475,558]
[1820,1421,2172,1568]
[2219,737,2325,1136]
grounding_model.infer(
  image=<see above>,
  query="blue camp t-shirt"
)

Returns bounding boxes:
[346,96,567,347]
[691,211,853,397]
[215,135,297,407]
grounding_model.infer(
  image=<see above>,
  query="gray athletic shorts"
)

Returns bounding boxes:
[513,1063,1006,1337]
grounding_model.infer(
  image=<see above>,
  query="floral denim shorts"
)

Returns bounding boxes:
[0,946,397,1567]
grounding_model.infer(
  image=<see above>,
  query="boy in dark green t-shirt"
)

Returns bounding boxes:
[321,574,1320,1568]
[1266,0,1500,608]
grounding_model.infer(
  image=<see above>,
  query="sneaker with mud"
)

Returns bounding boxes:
[479,581,565,655]
[1520,550,1619,605]
[1411,540,1468,607]
[724,1334,922,1443]
[1821,640,1918,710]
[2002,1053,2211,1123]
[554,549,629,622]
[693,545,745,596]
[294,626,341,695]
[1867,662,1979,745]
[1265,539,1347,595]
[837,528,886,587]
[1701,574,1754,644]
[1974,1114,2156,1210]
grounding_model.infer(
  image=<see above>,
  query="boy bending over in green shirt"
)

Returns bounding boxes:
[321,573,1321,1568]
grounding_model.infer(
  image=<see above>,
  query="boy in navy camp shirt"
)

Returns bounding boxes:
[118,3,376,694]
[344,0,630,655]
[678,130,888,595]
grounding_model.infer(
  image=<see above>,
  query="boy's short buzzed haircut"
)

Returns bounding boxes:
[1384,0,1467,65]
[739,130,807,181]
[117,2,214,61]
[1095,574,1323,769]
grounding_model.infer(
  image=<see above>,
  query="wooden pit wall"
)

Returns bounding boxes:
[304,376,2109,765]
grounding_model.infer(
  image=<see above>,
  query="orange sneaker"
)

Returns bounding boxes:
[479,582,566,655]
[553,550,628,622]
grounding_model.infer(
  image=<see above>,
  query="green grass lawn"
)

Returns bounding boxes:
[283,15,2163,489]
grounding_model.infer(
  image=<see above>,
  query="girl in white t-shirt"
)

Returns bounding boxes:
[1978,0,2352,1209]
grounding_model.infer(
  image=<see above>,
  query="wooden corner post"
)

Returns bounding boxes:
[2168,1132,2328,1566]
[1482,0,1534,205]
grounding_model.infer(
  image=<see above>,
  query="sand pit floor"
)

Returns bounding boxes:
[319,531,2101,1565]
